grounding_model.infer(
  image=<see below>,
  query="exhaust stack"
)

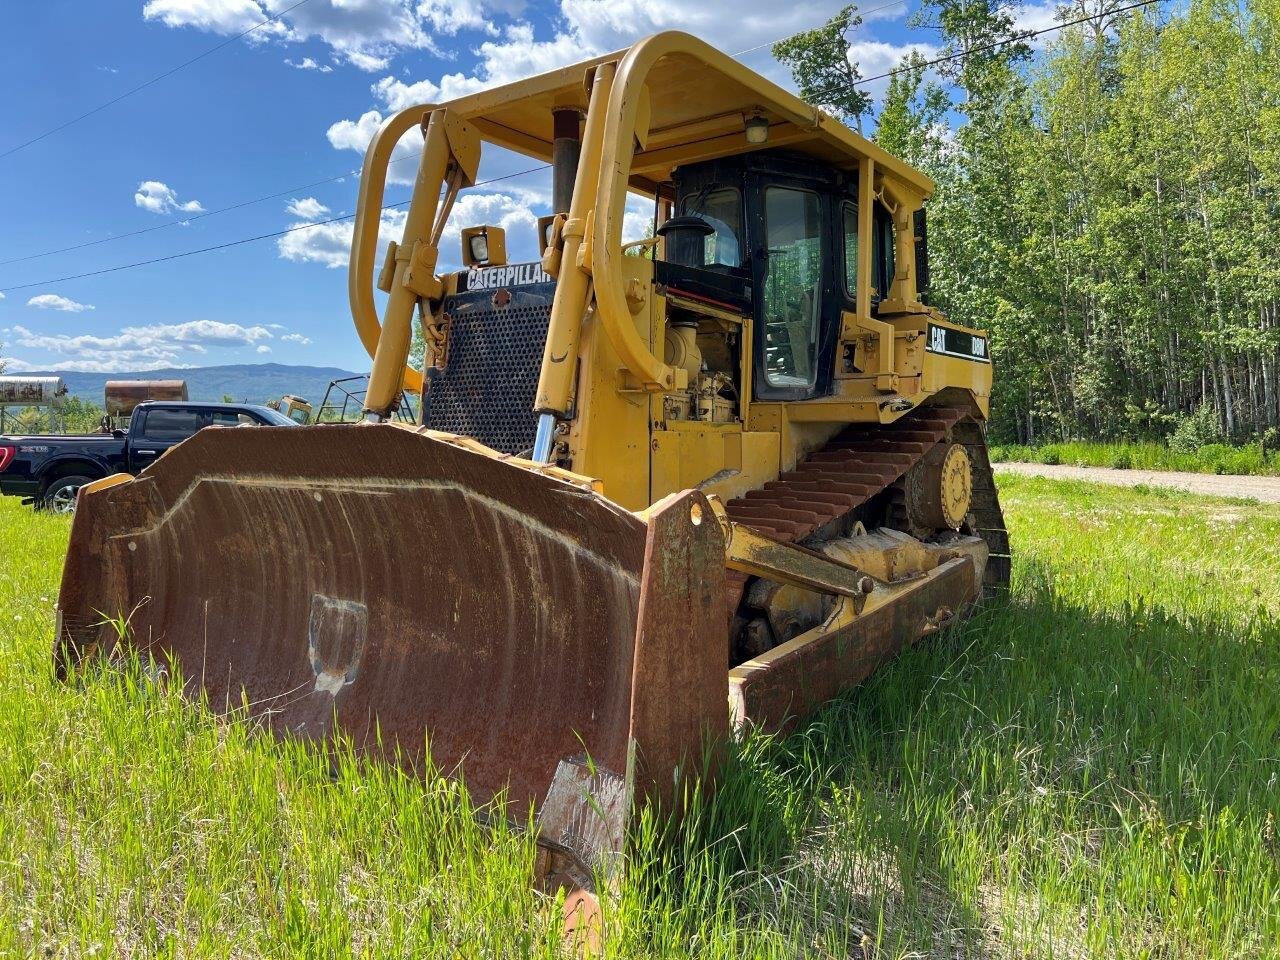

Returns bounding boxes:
[552,108,582,216]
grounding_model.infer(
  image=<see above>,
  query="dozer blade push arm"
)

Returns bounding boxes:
[705,497,873,610]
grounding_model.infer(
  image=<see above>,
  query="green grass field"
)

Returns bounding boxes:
[989,439,1280,476]
[2,475,1278,957]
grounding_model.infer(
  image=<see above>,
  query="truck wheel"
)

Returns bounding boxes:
[42,475,92,514]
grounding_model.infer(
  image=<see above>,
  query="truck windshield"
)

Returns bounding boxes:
[249,406,302,426]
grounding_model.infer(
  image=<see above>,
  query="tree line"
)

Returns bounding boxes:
[777,0,1280,444]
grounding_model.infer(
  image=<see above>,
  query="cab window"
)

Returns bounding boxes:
[761,187,824,389]
[842,202,858,298]
[678,186,742,267]
[209,411,262,427]
[872,205,895,306]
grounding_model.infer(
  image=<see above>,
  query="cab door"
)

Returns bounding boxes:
[749,178,841,401]
[129,407,206,471]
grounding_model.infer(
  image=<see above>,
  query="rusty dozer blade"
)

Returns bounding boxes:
[56,423,729,887]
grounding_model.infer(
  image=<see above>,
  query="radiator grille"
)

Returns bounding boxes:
[425,281,555,455]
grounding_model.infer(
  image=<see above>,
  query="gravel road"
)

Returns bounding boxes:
[993,461,1280,503]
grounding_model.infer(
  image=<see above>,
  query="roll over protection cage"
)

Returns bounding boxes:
[347,31,936,427]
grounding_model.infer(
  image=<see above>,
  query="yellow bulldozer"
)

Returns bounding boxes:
[56,32,1008,910]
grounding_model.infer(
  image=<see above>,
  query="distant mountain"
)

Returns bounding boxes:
[21,364,364,407]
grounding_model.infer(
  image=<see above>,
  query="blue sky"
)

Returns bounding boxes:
[0,0,1054,374]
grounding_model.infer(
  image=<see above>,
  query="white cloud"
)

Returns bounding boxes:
[372,74,442,111]
[277,188,547,270]
[326,108,386,152]
[416,0,499,35]
[849,40,941,76]
[326,108,426,185]
[622,194,653,244]
[277,206,406,268]
[285,56,334,71]
[142,0,282,35]
[285,196,331,219]
[345,50,391,71]
[0,292,6,300]
[280,332,313,344]
[845,39,942,101]
[26,294,95,313]
[1014,1,1064,46]
[432,21,585,92]
[143,0,451,71]
[256,344,272,353]
[7,320,273,372]
[135,180,205,215]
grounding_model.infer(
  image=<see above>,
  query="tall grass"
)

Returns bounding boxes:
[990,439,1280,475]
[0,477,1277,956]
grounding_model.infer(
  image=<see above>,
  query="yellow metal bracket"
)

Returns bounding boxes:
[540,213,568,278]
[706,497,873,609]
[402,238,443,300]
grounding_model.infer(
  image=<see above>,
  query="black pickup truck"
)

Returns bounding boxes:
[0,401,298,512]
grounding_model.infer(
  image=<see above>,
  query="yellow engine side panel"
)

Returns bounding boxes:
[919,316,992,411]
[566,259,658,511]
[650,421,780,505]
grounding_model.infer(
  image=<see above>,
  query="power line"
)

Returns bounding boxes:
[801,0,1167,104]
[0,0,314,160]
[731,0,913,57]
[0,153,434,269]
[1,0,1167,291]
[864,0,1167,82]
[5,6,893,270]
[0,165,549,294]
[0,166,359,267]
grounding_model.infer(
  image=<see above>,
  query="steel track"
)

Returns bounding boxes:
[723,405,1011,623]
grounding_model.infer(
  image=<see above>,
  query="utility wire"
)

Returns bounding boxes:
[5,4,906,270]
[0,165,548,294]
[0,0,314,159]
[0,164,364,267]
[731,0,913,57]
[2,0,1166,290]
[0,153,442,268]
[799,0,1167,104]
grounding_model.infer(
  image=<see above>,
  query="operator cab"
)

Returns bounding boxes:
[659,150,905,403]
